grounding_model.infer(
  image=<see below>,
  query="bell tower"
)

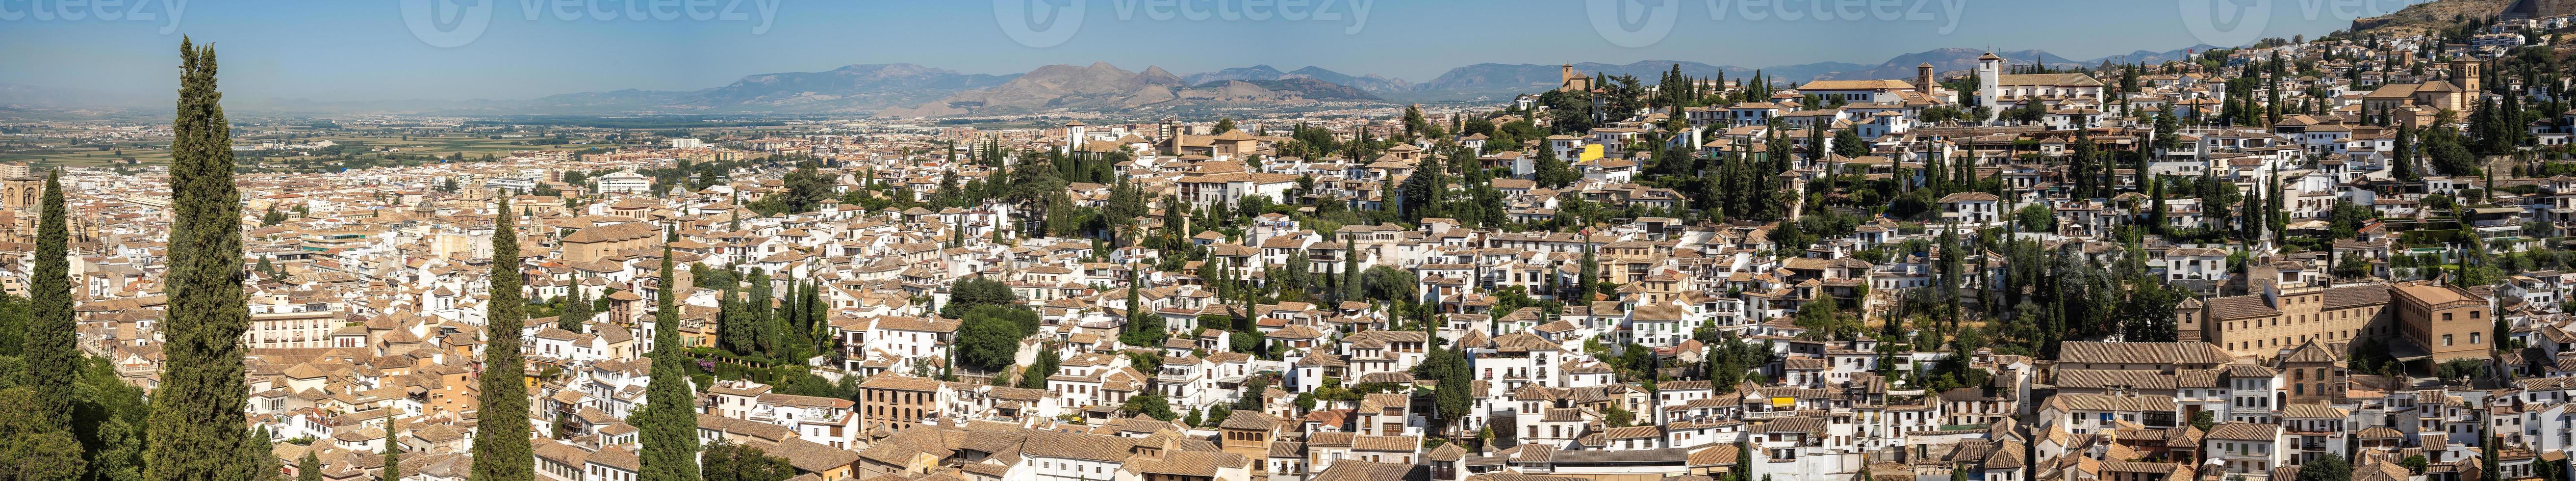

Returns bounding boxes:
[2451,58,2481,92]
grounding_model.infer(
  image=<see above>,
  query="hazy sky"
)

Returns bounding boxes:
[0,0,2425,103]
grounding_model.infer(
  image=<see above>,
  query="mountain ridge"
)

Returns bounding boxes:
[4,43,2229,115]
[871,63,1384,118]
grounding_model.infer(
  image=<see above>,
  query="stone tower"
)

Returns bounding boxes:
[2451,58,2481,92]
[1917,62,1936,96]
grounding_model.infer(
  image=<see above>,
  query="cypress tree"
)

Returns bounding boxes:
[470,196,532,481]
[748,268,776,356]
[802,280,826,355]
[296,451,320,481]
[383,415,402,481]
[1578,238,1598,302]
[638,245,701,481]
[245,428,278,481]
[719,279,745,354]
[25,169,75,431]
[559,281,590,334]
[148,37,261,481]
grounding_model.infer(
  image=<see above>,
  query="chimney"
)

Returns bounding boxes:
[1917,63,1936,95]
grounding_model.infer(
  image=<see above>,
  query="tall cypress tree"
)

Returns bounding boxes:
[638,245,701,481]
[470,196,532,481]
[747,268,777,356]
[296,451,320,481]
[800,280,827,356]
[25,169,75,431]
[718,278,743,354]
[382,414,402,481]
[559,281,590,334]
[149,37,260,481]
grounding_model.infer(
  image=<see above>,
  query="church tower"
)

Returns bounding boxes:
[2451,58,2482,92]
[1976,52,2004,120]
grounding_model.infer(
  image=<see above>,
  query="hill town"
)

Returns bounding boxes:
[18,3,2576,481]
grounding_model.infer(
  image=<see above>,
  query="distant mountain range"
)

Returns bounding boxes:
[1179,65,1415,94]
[870,62,1380,118]
[0,44,2225,116]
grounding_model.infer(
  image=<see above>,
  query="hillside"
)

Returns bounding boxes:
[2352,0,2514,34]
[1416,61,1754,100]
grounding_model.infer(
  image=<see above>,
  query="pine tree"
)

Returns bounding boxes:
[24,169,75,431]
[639,245,700,481]
[470,196,532,481]
[149,37,261,481]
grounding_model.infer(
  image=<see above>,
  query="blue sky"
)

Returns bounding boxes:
[0,0,2424,103]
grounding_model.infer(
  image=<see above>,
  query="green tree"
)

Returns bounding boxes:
[954,305,1039,373]
[559,283,590,334]
[470,196,532,481]
[1418,347,1473,436]
[1212,118,1238,134]
[149,38,261,481]
[2294,453,2351,481]
[1122,393,1179,421]
[1120,269,1165,347]
[2014,203,2055,233]
[380,432,401,481]
[745,269,777,356]
[699,441,797,481]
[296,451,320,481]
[941,276,1018,318]
[1019,348,1061,389]
[1834,126,1868,159]
[638,245,700,481]
[73,356,151,481]
[1532,145,1578,188]
[25,170,75,431]
[1,387,87,481]
[1360,266,1419,303]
